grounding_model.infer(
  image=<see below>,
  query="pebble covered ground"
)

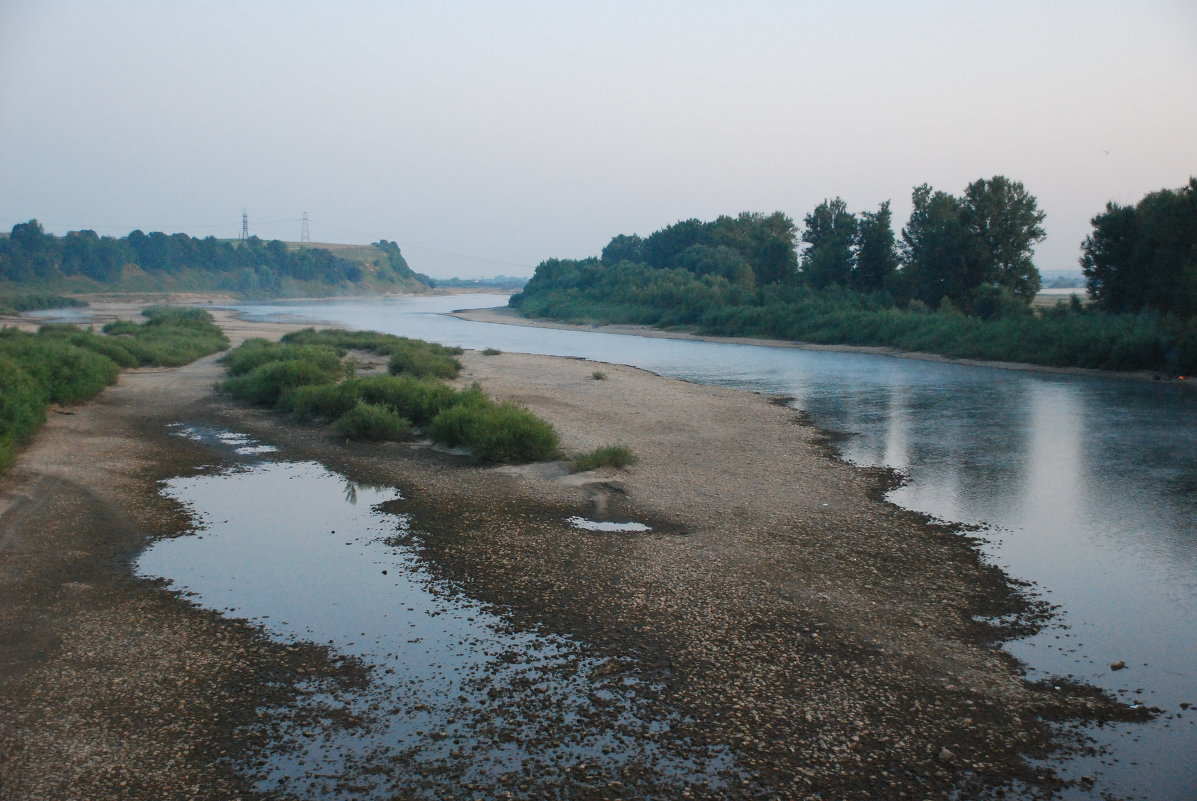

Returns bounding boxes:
[0,306,1147,800]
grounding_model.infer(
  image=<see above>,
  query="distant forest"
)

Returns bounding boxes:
[513,177,1197,374]
[0,221,429,296]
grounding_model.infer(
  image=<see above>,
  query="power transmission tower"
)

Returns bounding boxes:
[301,212,311,245]
[240,209,249,242]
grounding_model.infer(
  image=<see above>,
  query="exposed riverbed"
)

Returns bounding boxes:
[224,293,1196,800]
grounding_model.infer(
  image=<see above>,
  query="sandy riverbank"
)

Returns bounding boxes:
[0,299,1137,800]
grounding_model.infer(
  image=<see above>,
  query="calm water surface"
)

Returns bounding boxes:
[214,294,1196,798]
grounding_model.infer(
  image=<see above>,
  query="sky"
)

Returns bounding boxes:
[1,1,1194,279]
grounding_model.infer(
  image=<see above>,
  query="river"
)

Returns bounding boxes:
[194,294,1195,799]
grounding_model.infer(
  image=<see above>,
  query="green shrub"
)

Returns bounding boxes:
[0,293,86,316]
[0,335,121,403]
[592,370,607,380]
[219,339,341,376]
[101,306,228,366]
[482,347,502,355]
[279,327,463,378]
[218,359,341,406]
[0,355,47,471]
[334,402,411,442]
[355,375,463,426]
[283,380,361,421]
[429,399,559,462]
[571,445,638,472]
[387,342,461,379]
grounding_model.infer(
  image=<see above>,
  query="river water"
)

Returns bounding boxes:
[168,294,1194,799]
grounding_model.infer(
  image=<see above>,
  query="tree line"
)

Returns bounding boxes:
[0,221,427,295]
[511,176,1197,373]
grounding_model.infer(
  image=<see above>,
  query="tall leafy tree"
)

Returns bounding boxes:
[901,177,1045,312]
[852,200,897,292]
[601,234,645,265]
[1082,178,1197,316]
[900,185,973,308]
[800,198,856,289]
[960,176,1045,303]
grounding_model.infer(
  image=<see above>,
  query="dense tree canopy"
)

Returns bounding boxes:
[598,211,799,286]
[0,221,426,295]
[800,198,856,290]
[900,176,1044,314]
[1081,178,1197,317]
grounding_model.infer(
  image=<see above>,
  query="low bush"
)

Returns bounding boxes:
[282,380,361,421]
[0,333,121,403]
[0,309,228,475]
[482,347,502,355]
[0,354,47,471]
[355,374,464,426]
[334,401,411,442]
[0,293,86,316]
[102,306,229,366]
[218,359,342,406]
[429,398,559,462]
[572,445,638,472]
[220,331,559,462]
[387,341,461,379]
[279,328,463,378]
[219,339,341,376]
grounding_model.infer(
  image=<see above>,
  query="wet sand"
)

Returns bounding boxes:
[0,299,1140,800]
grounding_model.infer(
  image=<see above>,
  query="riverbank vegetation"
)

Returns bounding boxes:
[571,444,638,472]
[0,307,229,471]
[217,329,560,461]
[0,292,87,316]
[512,177,1197,374]
[0,220,429,297]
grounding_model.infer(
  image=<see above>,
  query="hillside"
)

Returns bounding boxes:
[0,221,431,298]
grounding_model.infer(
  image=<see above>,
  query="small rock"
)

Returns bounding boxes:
[938,747,955,761]
[1110,660,1127,671]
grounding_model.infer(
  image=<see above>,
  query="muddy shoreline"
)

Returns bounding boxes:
[0,301,1143,799]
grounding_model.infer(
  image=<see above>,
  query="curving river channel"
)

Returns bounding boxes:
[156,293,1194,799]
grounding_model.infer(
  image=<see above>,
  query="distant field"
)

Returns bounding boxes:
[281,241,385,262]
[1032,287,1088,309]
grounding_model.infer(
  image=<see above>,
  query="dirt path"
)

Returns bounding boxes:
[0,302,1136,800]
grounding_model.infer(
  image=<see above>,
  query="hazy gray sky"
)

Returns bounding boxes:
[1,1,1194,279]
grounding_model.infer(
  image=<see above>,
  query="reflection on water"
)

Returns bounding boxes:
[230,294,1197,800]
[139,427,735,799]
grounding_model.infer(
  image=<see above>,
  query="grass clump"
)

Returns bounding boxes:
[334,401,411,442]
[571,445,638,472]
[218,359,342,407]
[101,306,229,366]
[591,370,607,380]
[482,347,502,356]
[282,381,361,421]
[355,374,464,426]
[281,328,463,379]
[220,338,341,377]
[0,354,47,471]
[429,397,559,462]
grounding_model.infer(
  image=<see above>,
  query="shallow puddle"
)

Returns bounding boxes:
[567,516,652,533]
[138,426,736,798]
